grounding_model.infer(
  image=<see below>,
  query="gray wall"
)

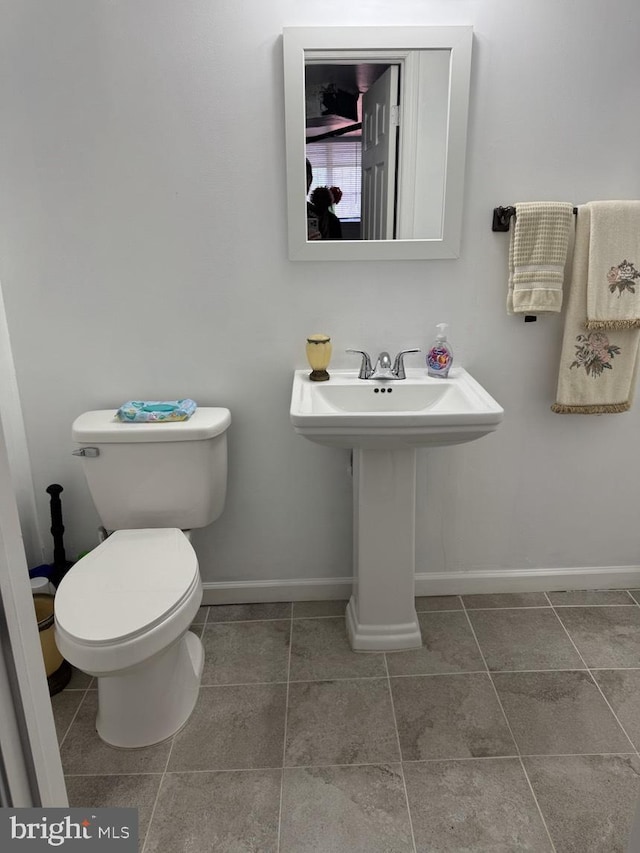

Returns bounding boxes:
[1,0,639,595]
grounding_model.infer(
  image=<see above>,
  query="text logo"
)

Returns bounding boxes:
[1,809,137,850]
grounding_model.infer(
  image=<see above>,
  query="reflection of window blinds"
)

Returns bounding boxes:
[306,140,361,221]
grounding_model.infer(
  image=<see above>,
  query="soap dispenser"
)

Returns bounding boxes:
[427,323,453,378]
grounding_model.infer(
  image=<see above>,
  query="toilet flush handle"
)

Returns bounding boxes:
[72,447,100,457]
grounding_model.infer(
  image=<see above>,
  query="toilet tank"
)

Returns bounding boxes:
[72,408,231,531]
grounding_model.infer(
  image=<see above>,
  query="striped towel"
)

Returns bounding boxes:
[585,200,640,330]
[507,202,574,315]
[552,205,640,414]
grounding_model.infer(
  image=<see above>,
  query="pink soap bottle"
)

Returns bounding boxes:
[426,323,453,378]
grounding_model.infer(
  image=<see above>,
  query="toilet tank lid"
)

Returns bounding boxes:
[72,407,231,443]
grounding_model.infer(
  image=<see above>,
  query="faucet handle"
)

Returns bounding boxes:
[346,349,373,379]
[392,349,421,379]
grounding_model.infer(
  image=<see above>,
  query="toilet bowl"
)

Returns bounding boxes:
[55,527,204,748]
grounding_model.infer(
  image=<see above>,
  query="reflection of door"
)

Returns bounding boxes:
[361,65,399,240]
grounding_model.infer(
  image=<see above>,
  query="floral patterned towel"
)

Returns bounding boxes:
[585,201,640,330]
[552,205,640,414]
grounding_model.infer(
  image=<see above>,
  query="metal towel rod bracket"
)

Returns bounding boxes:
[492,206,517,232]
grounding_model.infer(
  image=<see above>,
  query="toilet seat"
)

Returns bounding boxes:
[54,528,202,675]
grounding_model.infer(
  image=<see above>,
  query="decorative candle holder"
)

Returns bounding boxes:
[306,334,332,382]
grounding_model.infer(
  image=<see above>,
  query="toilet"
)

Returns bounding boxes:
[54,406,231,748]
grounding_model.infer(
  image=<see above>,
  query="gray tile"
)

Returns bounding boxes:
[592,669,640,750]
[523,755,640,853]
[60,693,172,774]
[144,770,281,853]
[285,679,399,766]
[168,684,286,771]
[468,608,585,671]
[66,667,93,689]
[200,620,290,684]
[65,774,161,850]
[628,589,640,605]
[281,765,413,853]
[292,599,348,618]
[404,758,553,852]
[386,611,485,676]
[555,606,640,667]
[492,671,632,755]
[207,602,292,622]
[391,673,516,760]
[289,617,386,681]
[462,592,549,609]
[190,605,209,624]
[415,595,462,612]
[50,690,84,743]
[549,589,634,606]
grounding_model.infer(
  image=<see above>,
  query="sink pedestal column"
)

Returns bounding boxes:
[345,447,422,651]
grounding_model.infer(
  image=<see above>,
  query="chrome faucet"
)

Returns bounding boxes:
[347,348,421,380]
[371,351,394,379]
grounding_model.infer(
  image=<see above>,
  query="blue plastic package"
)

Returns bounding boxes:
[116,399,197,423]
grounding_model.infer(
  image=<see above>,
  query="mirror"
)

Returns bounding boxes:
[283,26,473,261]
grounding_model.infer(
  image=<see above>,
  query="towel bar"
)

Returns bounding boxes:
[492,205,578,232]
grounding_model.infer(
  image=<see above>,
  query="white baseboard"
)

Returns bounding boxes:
[202,577,352,605]
[201,565,640,605]
[414,566,640,596]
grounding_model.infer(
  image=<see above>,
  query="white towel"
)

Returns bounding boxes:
[585,200,640,330]
[552,205,640,414]
[507,202,574,315]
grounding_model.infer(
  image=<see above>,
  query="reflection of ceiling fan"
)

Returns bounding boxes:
[319,84,359,121]
[306,86,360,141]
[306,121,362,143]
[305,63,389,140]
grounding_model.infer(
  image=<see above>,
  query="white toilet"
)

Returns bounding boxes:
[54,406,231,748]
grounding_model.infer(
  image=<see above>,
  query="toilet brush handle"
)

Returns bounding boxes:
[46,484,69,583]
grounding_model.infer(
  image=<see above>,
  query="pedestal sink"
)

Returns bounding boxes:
[290,368,504,652]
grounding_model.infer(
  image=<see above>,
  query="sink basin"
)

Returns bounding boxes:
[290,368,504,449]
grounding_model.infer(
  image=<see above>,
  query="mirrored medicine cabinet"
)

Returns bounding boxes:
[283,26,473,261]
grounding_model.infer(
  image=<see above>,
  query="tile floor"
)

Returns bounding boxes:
[51,590,640,852]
